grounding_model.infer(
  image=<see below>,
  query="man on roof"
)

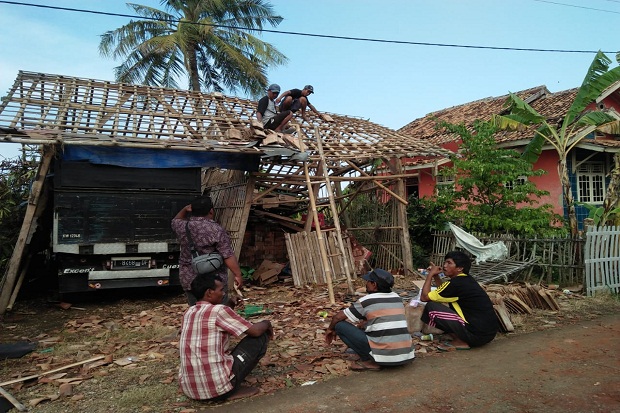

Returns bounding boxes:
[256,83,293,132]
[276,85,326,123]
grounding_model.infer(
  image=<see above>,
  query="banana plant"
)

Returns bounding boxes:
[492,51,620,236]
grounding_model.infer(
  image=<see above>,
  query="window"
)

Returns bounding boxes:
[436,173,455,194]
[505,176,527,190]
[577,162,605,203]
[406,177,419,199]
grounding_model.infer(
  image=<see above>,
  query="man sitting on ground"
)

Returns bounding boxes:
[420,250,498,350]
[179,273,273,401]
[325,268,415,371]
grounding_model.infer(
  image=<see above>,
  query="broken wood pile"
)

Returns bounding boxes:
[485,283,561,333]
[243,120,305,151]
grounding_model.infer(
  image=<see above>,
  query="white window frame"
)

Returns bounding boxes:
[576,162,605,204]
[436,172,455,194]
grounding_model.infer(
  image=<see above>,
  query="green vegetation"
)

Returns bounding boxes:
[99,0,287,95]
[0,158,37,273]
[492,51,620,236]
[407,120,566,262]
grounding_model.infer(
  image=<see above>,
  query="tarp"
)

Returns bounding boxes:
[61,145,261,171]
[448,222,508,264]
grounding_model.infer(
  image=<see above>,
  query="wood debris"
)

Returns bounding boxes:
[486,283,562,332]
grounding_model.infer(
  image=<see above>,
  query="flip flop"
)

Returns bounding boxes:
[350,361,381,371]
[437,342,471,351]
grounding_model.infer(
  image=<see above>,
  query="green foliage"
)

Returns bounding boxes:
[577,202,620,227]
[406,196,452,266]
[492,51,620,236]
[99,0,288,96]
[430,120,565,237]
[0,158,37,272]
[240,266,255,281]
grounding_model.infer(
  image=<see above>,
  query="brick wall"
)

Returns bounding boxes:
[239,215,289,268]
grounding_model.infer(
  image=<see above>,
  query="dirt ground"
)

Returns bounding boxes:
[1,276,619,413]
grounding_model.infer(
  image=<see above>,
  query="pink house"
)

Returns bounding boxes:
[397,85,620,229]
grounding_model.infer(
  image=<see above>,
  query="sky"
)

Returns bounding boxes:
[0,0,619,159]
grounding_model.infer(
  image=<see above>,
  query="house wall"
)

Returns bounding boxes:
[413,149,565,216]
[531,150,564,215]
[418,168,438,198]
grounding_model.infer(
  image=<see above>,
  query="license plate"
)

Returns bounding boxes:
[112,258,150,270]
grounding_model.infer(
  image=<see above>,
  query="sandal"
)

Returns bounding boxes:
[350,361,382,371]
[437,342,471,352]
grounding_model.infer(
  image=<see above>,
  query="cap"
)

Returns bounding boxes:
[304,85,314,94]
[267,83,281,93]
[362,269,394,287]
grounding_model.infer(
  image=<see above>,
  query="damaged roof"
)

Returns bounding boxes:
[398,85,620,150]
[0,71,450,167]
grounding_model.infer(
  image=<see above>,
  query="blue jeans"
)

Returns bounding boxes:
[335,321,373,361]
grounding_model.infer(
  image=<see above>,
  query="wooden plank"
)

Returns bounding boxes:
[0,355,106,387]
[0,386,27,412]
[493,303,515,333]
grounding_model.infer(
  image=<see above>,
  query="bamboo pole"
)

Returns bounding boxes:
[0,386,27,412]
[314,126,354,294]
[0,355,106,387]
[304,161,324,232]
[6,258,31,311]
[345,160,408,205]
[393,157,414,276]
[304,162,335,304]
[0,147,53,316]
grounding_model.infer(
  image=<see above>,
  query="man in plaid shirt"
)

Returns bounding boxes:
[179,273,273,401]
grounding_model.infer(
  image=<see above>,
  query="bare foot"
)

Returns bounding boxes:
[227,385,259,401]
[450,338,471,349]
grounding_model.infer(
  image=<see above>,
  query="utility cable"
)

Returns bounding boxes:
[0,0,617,54]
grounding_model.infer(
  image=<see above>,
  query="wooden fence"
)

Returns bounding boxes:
[284,229,355,287]
[432,231,585,286]
[584,225,620,296]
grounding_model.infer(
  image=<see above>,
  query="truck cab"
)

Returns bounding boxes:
[53,156,201,293]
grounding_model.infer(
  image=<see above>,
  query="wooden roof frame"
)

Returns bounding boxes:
[0,71,453,293]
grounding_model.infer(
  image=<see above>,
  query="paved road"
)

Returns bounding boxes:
[203,314,620,413]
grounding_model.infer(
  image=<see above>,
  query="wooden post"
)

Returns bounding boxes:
[393,157,414,275]
[304,162,335,305]
[304,161,324,232]
[314,126,355,294]
[229,173,255,292]
[0,146,54,316]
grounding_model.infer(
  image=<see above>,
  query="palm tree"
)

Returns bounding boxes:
[99,0,287,95]
[492,51,620,236]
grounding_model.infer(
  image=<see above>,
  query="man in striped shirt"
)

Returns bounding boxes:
[179,274,273,401]
[325,269,415,371]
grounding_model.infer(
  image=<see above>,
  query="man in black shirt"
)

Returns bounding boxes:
[420,250,498,349]
[276,85,325,123]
